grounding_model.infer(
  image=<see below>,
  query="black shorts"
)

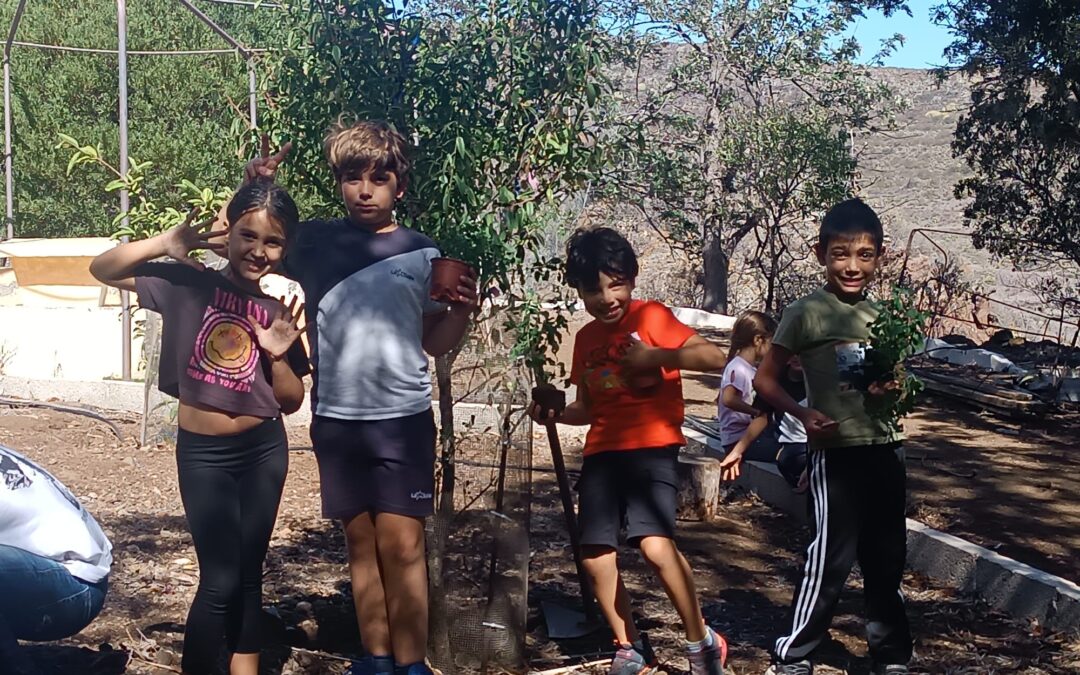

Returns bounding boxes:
[576,446,679,548]
[310,409,436,520]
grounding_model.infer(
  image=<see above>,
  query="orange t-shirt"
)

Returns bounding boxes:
[570,299,696,456]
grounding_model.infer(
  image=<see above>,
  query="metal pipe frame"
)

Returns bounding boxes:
[3,0,262,380]
[900,227,1080,345]
[3,0,28,242]
[176,0,258,129]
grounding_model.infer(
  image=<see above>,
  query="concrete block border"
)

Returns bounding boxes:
[683,428,1080,633]
[0,375,144,413]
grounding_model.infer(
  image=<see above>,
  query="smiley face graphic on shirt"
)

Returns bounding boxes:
[186,287,271,393]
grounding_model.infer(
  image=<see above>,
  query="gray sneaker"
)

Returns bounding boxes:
[687,626,728,675]
[608,635,658,675]
[871,665,908,675]
[764,660,813,675]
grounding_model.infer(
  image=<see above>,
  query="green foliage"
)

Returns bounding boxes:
[601,0,905,313]
[0,0,279,238]
[866,285,929,426]
[260,0,611,375]
[57,133,229,240]
[505,252,578,384]
[936,0,1080,267]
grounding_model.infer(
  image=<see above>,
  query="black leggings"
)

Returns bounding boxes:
[176,418,288,674]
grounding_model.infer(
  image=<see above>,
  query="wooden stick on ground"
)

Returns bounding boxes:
[530,658,610,675]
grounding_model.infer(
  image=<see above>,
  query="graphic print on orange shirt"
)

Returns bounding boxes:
[581,332,637,396]
[186,287,270,394]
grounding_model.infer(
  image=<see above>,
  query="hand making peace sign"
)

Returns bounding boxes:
[244,133,293,184]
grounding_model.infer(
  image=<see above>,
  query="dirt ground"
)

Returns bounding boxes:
[2,401,1079,674]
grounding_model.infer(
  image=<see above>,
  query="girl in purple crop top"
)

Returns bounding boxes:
[91,181,309,675]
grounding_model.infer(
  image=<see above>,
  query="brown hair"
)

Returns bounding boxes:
[727,311,777,361]
[324,117,411,182]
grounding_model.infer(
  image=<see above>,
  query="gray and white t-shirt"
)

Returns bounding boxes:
[283,220,445,420]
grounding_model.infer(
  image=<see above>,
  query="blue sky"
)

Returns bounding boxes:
[848,0,955,69]
[386,0,954,70]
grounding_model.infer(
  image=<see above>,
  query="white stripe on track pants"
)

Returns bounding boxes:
[773,443,913,665]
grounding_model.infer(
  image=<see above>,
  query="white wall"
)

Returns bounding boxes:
[0,305,147,381]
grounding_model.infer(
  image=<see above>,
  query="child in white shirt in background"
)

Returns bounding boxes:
[716,312,777,475]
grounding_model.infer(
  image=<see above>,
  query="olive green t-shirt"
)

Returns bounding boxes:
[772,287,903,450]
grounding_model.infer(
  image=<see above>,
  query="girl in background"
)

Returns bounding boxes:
[716,312,777,477]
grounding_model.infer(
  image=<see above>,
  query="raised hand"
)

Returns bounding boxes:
[249,296,305,361]
[244,133,293,184]
[161,208,228,270]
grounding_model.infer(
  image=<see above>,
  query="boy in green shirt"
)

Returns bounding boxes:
[752,199,912,675]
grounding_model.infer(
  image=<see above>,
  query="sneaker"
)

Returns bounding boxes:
[871,665,908,675]
[346,655,395,675]
[764,660,813,675]
[687,626,729,675]
[609,635,658,675]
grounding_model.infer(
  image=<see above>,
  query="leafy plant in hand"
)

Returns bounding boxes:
[866,285,929,427]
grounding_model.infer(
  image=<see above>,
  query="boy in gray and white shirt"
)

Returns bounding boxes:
[246,120,477,675]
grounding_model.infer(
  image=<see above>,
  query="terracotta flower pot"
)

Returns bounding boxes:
[430,257,475,303]
[531,384,566,420]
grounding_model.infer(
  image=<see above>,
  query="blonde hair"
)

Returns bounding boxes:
[324,117,411,182]
[727,311,777,361]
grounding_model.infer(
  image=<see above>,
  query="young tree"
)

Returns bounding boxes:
[937,0,1080,268]
[258,0,610,663]
[602,0,905,314]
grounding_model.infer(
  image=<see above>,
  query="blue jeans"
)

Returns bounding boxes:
[0,544,108,674]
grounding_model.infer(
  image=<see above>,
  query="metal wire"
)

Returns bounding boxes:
[9,40,269,55]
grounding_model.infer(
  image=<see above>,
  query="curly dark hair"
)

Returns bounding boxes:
[564,227,639,290]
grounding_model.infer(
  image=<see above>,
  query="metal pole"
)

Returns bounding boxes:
[118,0,132,381]
[3,0,28,242]
[175,0,252,59]
[248,59,257,129]
[175,0,256,132]
[3,59,12,242]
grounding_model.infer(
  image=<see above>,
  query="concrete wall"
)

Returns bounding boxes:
[0,305,147,381]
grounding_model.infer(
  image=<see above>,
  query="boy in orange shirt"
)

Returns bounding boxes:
[530,227,729,675]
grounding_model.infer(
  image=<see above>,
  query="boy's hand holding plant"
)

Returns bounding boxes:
[866,285,929,426]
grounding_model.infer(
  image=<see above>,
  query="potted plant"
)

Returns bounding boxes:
[429,211,505,303]
[865,285,930,427]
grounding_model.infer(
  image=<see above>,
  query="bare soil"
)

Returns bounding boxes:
[1,403,1078,674]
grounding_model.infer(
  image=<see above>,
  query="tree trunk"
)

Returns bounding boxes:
[428,352,457,668]
[702,231,730,315]
[676,454,723,521]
